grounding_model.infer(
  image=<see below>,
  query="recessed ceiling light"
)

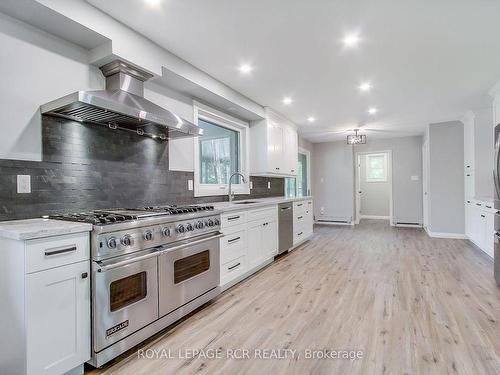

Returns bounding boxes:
[282,97,293,105]
[368,107,378,115]
[144,0,162,6]
[342,33,360,47]
[307,116,316,123]
[359,82,372,92]
[239,64,253,74]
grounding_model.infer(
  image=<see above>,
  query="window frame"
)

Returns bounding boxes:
[193,101,250,197]
[365,153,388,183]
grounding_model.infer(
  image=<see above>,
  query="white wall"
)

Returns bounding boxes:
[359,154,390,217]
[312,141,354,222]
[428,121,465,235]
[0,12,104,160]
[473,108,494,199]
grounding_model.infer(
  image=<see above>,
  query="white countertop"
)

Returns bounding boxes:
[0,218,93,241]
[211,196,313,213]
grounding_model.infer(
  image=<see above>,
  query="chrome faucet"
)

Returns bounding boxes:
[228,172,247,203]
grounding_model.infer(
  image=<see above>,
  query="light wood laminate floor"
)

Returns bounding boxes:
[88,220,500,375]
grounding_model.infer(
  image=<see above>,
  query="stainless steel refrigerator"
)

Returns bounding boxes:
[494,124,500,285]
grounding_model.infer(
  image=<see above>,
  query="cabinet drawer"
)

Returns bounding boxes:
[26,232,90,274]
[247,206,277,222]
[221,211,247,228]
[294,227,308,245]
[293,201,307,214]
[220,227,247,264]
[221,256,246,284]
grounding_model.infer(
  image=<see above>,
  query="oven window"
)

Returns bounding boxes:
[109,272,147,312]
[174,250,210,284]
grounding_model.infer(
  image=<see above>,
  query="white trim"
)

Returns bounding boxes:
[394,223,423,228]
[314,221,354,226]
[355,150,394,226]
[193,101,250,197]
[425,227,467,239]
[359,215,390,220]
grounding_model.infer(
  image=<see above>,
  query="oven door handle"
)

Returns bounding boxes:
[95,251,160,273]
[159,232,224,255]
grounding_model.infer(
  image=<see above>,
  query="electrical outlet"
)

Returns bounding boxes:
[17,175,31,194]
[267,181,271,189]
[187,179,193,191]
[250,181,253,189]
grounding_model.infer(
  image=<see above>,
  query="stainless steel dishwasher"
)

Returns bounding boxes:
[278,202,293,254]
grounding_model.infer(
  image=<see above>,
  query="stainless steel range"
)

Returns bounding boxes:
[50,205,222,367]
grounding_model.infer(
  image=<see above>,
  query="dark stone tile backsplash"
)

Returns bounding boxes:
[0,116,284,221]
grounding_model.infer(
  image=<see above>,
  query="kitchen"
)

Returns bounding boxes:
[0,1,499,374]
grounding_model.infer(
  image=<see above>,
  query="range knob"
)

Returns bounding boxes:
[186,223,194,231]
[214,218,220,226]
[207,219,214,227]
[143,230,153,241]
[176,224,186,234]
[121,234,133,247]
[107,237,117,249]
[195,221,205,229]
[162,227,171,237]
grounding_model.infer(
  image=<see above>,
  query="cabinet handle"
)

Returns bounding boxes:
[280,206,291,210]
[291,169,295,172]
[297,203,303,207]
[467,200,471,203]
[227,216,240,221]
[466,174,471,177]
[263,222,269,226]
[297,232,303,236]
[298,216,303,220]
[476,203,482,206]
[227,236,241,243]
[275,167,280,170]
[228,262,241,270]
[486,205,492,209]
[81,272,88,279]
[481,214,486,218]
[44,245,77,257]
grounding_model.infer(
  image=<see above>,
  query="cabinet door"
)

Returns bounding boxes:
[483,212,494,257]
[262,219,278,259]
[283,126,298,175]
[26,261,90,375]
[465,202,474,239]
[267,122,283,174]
[247,221,264,269]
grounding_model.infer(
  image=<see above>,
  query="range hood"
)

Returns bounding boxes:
[40,60,203,140]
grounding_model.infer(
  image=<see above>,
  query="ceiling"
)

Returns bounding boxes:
[86,0,500,142]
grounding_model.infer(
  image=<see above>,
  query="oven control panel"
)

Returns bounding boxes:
[93,215,221,261]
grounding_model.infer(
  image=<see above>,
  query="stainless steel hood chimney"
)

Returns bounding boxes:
[40,60,203,140]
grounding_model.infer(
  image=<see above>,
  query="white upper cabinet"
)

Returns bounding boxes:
[250,108,298,177]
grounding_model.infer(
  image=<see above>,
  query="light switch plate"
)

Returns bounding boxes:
[250,181,253,189]
[267,181,271,189]
[411,175,419,181]
[187,179,193,191]
[17,175,31,194]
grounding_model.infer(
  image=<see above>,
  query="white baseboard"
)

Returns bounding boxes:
[425,227,467,239]
[359,215,390,220]
[314,221,354,226]
[395,223,422,228]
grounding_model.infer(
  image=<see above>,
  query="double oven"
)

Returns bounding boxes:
[88,212,222,367]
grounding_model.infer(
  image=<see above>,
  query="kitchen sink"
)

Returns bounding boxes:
[233,201,258,204]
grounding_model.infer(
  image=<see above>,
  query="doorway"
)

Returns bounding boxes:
[355,151,393,225]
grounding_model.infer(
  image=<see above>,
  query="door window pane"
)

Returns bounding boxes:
[297,153,308,197]
[366,154,388,182]
[110,272,147,312]
[199,119,240,184]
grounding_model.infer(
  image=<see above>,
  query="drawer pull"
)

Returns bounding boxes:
[281,206,291,211]
[297,232,303,236]
[476,203,482,206]
[297,203,303,207]
[227,236,241,243]
[263,222,269,226]
[466,174,471,177]
[481,214,486,218]
[227,216,240,221]
[81,272,88,279]
[228,262,241,270]
[486,205,492,209]
[297,216,303,220]
[44,245,77,257]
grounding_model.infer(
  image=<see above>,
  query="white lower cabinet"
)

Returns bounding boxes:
[0,231,91,375]
[219,205,278,290]
[293,200,314,245]
[26,261,90,375]
[466,200,495,258]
